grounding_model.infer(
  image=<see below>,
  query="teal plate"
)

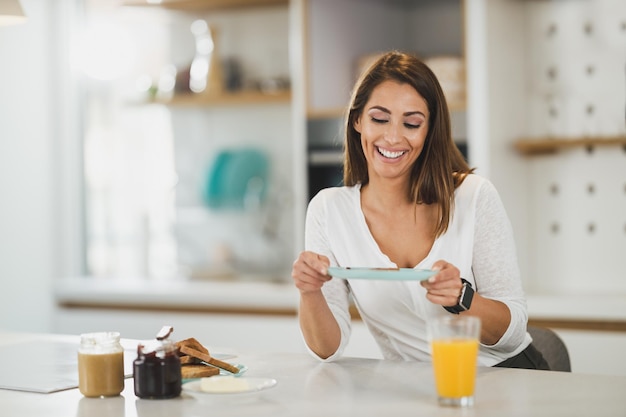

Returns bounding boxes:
[327,267,436,281]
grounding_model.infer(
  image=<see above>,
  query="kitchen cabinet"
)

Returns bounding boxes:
[464,0,626,300]
[80,0,299,280]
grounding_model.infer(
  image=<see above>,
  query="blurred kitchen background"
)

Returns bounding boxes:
[1,0,625,374]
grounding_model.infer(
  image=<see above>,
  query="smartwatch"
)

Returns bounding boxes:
[443,278,474,314]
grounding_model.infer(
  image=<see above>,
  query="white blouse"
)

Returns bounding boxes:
[303,174,531,366]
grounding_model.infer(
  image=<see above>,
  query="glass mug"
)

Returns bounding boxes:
[428,315,481,407]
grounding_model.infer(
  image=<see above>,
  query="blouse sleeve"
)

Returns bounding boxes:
[473,180,529,353]
[303,192,352,361]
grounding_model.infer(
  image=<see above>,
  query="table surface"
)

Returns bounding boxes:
[2,332,626,417]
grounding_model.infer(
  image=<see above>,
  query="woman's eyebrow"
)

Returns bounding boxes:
[367,105,390,113]
[404,110,426,118]
[368,106,426,118]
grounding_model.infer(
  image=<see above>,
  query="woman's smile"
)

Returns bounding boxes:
[376,145,407,160]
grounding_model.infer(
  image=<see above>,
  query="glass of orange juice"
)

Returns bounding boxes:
[428,315,481,407]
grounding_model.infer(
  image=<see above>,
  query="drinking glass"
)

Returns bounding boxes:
[428,315,481,407]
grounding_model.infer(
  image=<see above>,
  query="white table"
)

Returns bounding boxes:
[1,332,625,417]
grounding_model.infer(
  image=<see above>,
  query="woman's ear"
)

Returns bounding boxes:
[353,115,362,133]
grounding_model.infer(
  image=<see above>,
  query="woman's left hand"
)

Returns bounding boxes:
[420,260,464,307]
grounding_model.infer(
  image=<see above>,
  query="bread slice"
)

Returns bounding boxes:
[176,337,209,355]
[181,364,220,379]
[179,345,240,375]
[180,355,201,365]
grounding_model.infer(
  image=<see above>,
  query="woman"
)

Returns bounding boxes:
[291,51,548,369]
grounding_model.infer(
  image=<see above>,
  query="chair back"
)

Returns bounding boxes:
[527,325,571,372]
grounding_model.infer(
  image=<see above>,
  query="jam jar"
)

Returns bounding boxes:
[133,327,181,399]
[77,331,125,397]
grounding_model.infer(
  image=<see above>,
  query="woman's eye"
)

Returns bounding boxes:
[369,116,421,128]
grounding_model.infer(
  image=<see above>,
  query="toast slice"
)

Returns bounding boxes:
[176,337,209,355]
[181,364,220,379]
[179,345,240,375]
[180,355,201,365]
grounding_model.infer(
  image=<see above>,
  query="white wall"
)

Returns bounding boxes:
[0,0,81,332]
[0,0,54,332]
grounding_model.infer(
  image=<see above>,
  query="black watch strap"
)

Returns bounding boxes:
[443,278,474,314]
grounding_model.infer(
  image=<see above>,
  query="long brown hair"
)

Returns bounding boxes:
[343,51,474,237]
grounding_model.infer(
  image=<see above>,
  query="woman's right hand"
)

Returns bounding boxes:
[291,251,331,294]
[291,251,340,359]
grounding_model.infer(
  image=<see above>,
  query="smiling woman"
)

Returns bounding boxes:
[291,51,546,370]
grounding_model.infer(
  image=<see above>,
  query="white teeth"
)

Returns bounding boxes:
[377,147,405,159]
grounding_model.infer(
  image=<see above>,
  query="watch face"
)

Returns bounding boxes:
[444,279,474,314]
[460,282,474,310]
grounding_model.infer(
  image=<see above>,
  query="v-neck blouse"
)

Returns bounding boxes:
[303,174,531,366]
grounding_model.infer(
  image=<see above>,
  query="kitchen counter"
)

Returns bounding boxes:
[526,293,626,331]
[54,277,626,326]
[54,277,300,314]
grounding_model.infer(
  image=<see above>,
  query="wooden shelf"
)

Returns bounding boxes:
[514,136,626,156]
[122,0,287,11]
[121,0,290,108]
[148,89,291,107]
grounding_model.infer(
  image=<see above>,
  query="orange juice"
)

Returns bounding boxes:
[431,338,479,398]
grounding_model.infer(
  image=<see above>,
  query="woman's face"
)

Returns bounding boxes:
[354,80,430,184]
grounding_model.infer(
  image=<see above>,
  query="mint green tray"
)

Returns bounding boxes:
[327,267,436,281]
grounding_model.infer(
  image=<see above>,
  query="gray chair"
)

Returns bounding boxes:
[527,325,571,372]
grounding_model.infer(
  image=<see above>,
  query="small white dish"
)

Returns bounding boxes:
[183,376,277,395]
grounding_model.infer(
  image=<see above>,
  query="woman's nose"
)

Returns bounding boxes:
[384,122,402,143]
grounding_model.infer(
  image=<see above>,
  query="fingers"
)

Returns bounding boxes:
[291,251,332,293]
[420,260,463,307]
